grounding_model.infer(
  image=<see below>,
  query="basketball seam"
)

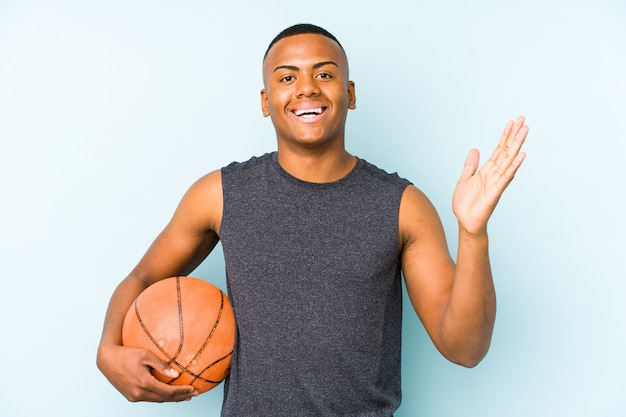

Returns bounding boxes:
[133,277,234,386]
[172,290,229,385]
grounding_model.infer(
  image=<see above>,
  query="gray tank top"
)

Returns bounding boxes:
[220,152,411,416]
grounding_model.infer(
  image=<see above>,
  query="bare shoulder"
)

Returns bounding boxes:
[189,169,223,201]
[399,185,445,250]
[171,169,223,236]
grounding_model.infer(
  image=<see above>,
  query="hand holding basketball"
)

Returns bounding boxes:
[122,276,235,395]
[97,343,199,402]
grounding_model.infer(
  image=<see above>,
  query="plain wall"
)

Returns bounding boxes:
[1,1,624,416]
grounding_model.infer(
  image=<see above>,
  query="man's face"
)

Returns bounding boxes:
[261,34,356,150]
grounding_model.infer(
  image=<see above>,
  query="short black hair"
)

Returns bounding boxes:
[263,23,344,61]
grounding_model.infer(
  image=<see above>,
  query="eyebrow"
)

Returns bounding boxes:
[273,61,339,73]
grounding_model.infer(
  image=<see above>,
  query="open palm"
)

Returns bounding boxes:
[452,116,529,235]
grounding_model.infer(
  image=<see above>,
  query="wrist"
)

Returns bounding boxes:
[458,224,489,244]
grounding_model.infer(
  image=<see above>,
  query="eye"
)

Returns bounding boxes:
[280,75,295,83]
[317,72,333,79]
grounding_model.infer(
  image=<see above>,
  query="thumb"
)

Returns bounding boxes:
[142,351,179,378]
[459,148,480,181]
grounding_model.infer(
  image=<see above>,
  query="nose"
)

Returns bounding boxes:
[296,75,320,98]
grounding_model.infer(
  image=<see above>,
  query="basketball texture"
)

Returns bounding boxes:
[122,276,235,393]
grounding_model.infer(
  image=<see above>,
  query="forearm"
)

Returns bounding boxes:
[98,275,149,349]
[439,227,496,367]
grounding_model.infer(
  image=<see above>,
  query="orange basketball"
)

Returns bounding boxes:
[122,276,235,394]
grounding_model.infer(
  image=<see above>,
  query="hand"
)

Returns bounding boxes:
[452,116,529,235]
[97,344,199,402]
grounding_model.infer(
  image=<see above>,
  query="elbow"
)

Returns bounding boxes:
[440,338,492,368]
[437,318,495,368]
[450,351,487,368]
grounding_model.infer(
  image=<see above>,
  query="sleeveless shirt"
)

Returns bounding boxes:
[220,152,411,416]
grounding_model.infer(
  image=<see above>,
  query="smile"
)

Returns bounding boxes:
[292,107,326,119]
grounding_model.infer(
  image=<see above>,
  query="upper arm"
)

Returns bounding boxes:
[399,185,455,346]
[129,169,223,286]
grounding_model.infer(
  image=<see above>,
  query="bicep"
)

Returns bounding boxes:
[399,185,455,344]
[129,170,223,285]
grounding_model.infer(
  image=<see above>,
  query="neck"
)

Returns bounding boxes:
[276,144,356,183]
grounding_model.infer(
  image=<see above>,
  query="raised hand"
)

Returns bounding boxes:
[452,116,529,235]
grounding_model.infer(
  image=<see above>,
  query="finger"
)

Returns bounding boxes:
[144,380,199,402]
[506,151,527,180]
[137,364,199,402]
[459,148,480,181]
[146,356,179,379]
[508,116,528,154]
[490,119,514,163]
[492,117,522,164]
[503,123,529,169]
[136,351,199,402]
[491,116,528,170]
[123,367,198,403]
[497,151,527,192]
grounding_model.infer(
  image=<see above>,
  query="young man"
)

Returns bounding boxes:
[97,23,528,416]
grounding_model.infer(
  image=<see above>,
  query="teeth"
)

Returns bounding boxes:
[294,107,323,116]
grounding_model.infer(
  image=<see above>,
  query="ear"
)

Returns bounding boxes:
[347,81,356,110]
[260,89,270,117]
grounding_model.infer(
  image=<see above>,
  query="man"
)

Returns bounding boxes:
[97,23,528,416]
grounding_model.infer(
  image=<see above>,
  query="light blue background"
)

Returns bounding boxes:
[1,1,624,416]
